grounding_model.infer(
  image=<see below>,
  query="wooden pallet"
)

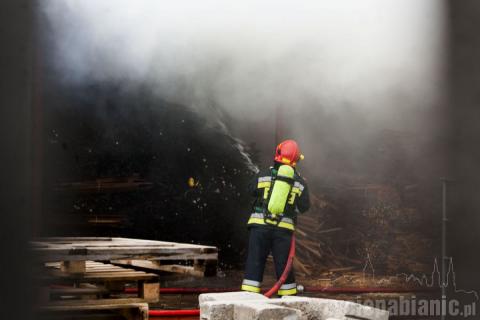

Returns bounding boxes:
[41,261,159,303]
[31,237,218,277]
[37,261,156,320]
[31,237,218,262]
[31,237,218,319]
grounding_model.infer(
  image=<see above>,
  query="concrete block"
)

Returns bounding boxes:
[234,301,302,320]
[200,300,301,320]
[199,292,388,320]
[199,291,267,304]
[200,292,267,320]
[201,300,236,320]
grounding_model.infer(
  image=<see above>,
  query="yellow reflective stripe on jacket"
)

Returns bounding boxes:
[288,193,296,205]
[257,181,271,189]
[287,186,303,204]
[291,187,302,195]
[247,214,295,231]
[257,176,272,199]
[247,217,265,225]
[265,218,277,224]
[241,284,261,293]
[263,187,270,199]
[277,221,294,230]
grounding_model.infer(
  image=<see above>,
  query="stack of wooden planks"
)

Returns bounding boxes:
[37,261,157,320]
[293,181,435,279]
[31,237,218,276]
[31,237,219,319]
[293,194,363,277]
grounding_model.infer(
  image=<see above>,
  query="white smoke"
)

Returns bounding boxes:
[41,0,448,174]
[42,0,446,114]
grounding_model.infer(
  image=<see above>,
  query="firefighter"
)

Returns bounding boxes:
[241,139,310,296]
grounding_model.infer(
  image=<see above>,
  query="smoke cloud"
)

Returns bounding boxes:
[41,0,448,182]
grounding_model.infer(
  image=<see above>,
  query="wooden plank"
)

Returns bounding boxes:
[138,281,159,303]
[112,260,205,277]
[32,237,215,249]
[34,237,114,242]
[32,237,218,264]
[68,271,152,277]
[47,262,152,273]
[37,252,218,263]
[34,248,218,262]
[152,264,204,277]
[60,261,86,274]
[42,298,145,308]
[43,271,157,282]
[35,244,216,252]
[42,261,159,284]
[48,265,133,273]
[80,268,132,273]
[32,237,217,249]
[111,260,161,270]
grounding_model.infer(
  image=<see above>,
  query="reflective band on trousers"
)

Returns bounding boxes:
[247,213,295,231]
[241,284,261,293]
[280,283,296,290]
[278,287,297,295]
[242,279,261,287]
[278,283,297,296]
[242,279,261,293]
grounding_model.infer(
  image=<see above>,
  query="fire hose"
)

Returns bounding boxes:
[149,309,200,317]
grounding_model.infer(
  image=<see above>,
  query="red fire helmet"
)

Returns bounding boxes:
[274,140,304,166]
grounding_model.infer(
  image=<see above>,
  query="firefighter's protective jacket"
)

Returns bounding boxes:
[247,165,310,231]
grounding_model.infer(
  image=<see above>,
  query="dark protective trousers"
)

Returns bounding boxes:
[242,225,297,295]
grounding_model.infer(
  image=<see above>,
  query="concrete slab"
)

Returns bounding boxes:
[200,300,301,320]
[199,292,388,320]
